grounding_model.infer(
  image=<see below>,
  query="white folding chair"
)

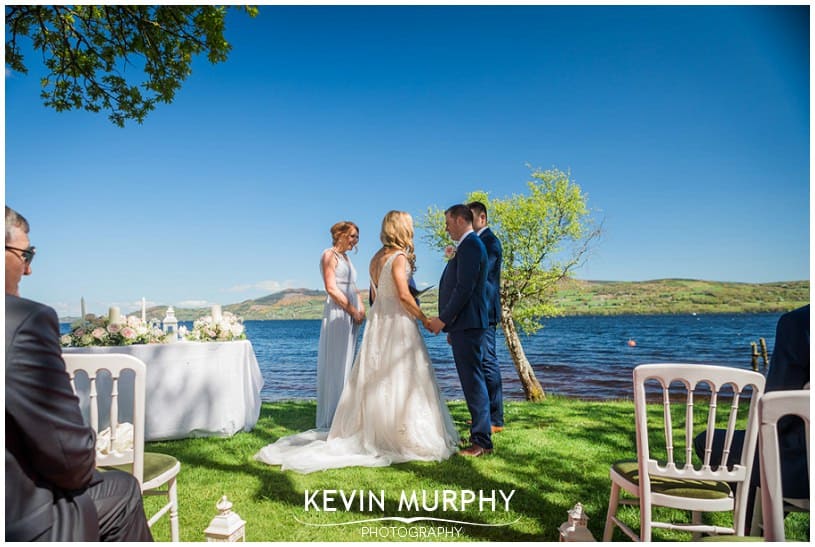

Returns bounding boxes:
[604,363,765,541]
[64,353,181,541]
[755,389,810,541]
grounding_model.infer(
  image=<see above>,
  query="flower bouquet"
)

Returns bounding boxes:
[61,314,167,347]
[183,311,246,342]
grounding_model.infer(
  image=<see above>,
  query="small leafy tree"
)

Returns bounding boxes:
[5,5,258,127]
[420,166,601,401]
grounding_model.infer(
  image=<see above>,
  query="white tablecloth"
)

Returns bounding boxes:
[63,340,264,441]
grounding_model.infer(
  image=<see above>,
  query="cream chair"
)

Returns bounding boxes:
[755,389,810,541]
[603,363,765,541]
[64,353,181,541]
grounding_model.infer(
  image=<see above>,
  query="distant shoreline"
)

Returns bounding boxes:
[59,278,808,323]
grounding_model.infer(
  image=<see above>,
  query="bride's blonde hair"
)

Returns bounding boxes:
[380,210,416,272]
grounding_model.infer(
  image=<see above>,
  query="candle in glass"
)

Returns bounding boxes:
[211,304,223,323]
[141,297,146,323]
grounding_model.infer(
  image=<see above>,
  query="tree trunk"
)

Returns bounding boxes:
[500,308,546,401]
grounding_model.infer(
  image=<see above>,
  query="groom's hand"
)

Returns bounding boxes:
[427,317,445,335]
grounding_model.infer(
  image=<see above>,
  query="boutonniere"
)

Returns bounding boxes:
[444,245,456,261]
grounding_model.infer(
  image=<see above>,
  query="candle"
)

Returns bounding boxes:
[141,297,146,323]
[81,297,86,321]
[211,304,222,323]
[108,306,121,325]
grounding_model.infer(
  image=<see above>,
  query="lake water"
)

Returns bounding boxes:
[245,313,779,402]
[61,313,780,402]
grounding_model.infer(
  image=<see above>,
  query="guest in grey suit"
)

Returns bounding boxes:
[5,206,152,542]
[469,201,504,432]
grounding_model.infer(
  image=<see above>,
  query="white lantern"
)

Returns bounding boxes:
[558,502,595,542]
[204,495,246,542]
[162,306,178,341]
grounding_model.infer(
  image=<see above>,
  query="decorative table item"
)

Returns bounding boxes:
[162,306,178,341]
[61,313,165,347]
[108,306,122,325]
[558,502,595,541]
[204,495,246,542]
[186,311,246,342]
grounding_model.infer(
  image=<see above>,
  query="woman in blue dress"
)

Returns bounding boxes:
[315,221,366,429]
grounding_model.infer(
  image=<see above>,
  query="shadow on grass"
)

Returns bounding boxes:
[147,398,794,541]
[147,399,640,541]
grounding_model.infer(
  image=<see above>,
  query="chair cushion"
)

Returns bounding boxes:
[612,460,733,500]
[104,452,179,483]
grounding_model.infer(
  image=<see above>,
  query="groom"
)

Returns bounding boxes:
[428,204,492,457]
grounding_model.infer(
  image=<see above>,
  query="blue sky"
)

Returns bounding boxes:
[4,5,810,318]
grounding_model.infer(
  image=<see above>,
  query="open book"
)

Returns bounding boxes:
[409,284,435,299]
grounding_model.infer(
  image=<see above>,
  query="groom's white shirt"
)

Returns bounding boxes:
[455,229,474,247]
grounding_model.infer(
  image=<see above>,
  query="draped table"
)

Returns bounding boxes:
[63,340,264,441]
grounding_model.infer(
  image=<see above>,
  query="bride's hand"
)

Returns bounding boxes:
[352,307,366,324]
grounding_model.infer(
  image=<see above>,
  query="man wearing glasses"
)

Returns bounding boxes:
[5,206,153,541]
[4,208,34,296]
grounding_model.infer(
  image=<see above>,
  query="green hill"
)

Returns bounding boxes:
[62,279,808,323]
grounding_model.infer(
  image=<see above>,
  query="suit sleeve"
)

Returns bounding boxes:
[5,304,97,492]
[439,238,483,325]
[766,306,810,392]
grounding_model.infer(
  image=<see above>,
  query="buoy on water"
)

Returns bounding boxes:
[627,339,637,347]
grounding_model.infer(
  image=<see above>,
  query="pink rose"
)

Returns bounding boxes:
[107,323,121,334]
[444,245,456,260]
[121,327,137,339]
[92,327,106,340]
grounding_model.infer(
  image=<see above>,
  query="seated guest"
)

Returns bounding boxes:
[693,304,810,524]
[5,206,153,541]
[762,304,809,499]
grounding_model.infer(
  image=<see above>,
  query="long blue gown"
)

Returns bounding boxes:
[315,249,360,429]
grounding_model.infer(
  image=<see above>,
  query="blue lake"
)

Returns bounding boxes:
[245,313,779,402]
[62,313,780,402]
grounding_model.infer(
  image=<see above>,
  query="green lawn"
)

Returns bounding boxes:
[143,399,809,542]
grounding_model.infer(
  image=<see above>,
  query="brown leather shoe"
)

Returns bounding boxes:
[466,421,504,433]
[458,445,493,457]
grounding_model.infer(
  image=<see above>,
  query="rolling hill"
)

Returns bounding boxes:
[62,279,809,323]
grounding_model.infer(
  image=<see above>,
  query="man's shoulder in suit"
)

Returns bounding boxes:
[6,294,58,324]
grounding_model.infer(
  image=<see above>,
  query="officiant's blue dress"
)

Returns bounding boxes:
[315,250,360,429]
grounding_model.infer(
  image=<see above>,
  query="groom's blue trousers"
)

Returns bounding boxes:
[449,328,492,450]
[482,324,504,427]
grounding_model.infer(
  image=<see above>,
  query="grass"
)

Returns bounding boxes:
[143,399,809,542]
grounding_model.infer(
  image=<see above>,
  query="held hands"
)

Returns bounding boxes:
[426,317,445,335]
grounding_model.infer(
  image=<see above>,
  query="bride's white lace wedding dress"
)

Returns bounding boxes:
[255,252,459,474]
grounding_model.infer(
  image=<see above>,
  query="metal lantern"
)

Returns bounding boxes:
[204,495,246,542]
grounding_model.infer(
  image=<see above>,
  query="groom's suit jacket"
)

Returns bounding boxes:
[438,232,488,332]
[5,295,100,541]
[478,227,503,327]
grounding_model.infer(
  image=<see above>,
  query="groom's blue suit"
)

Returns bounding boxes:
[438,231,492,449]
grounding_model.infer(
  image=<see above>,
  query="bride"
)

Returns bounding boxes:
[255,210,459,473]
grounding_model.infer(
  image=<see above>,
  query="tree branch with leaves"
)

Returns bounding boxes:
[420,166,601,401]
[5,5,258,127]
